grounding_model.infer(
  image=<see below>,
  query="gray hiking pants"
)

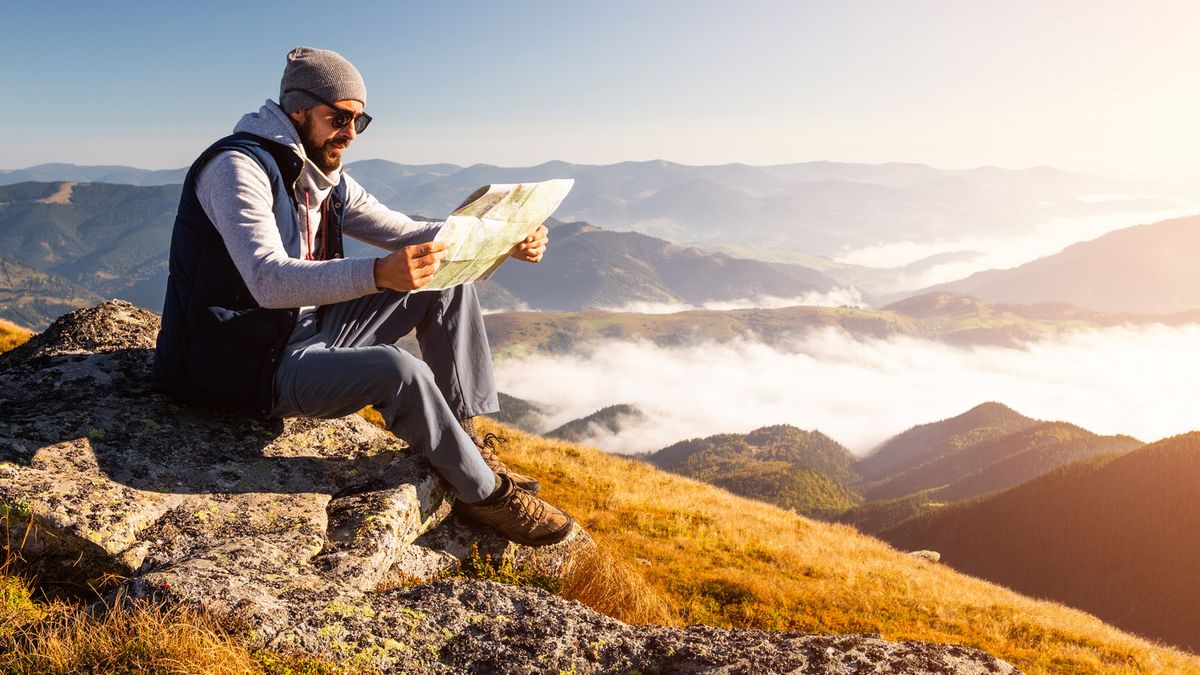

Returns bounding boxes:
[270,283,499,503]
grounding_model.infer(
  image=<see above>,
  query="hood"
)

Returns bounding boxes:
[234,100,305,155]
[233,100,341,189]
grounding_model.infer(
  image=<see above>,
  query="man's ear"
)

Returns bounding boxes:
[288,108,306,125]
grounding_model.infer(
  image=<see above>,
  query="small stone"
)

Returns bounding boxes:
[909,550,941,563]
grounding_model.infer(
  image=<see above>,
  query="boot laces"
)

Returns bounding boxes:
[510,485,548,525]
[477,433,508,467]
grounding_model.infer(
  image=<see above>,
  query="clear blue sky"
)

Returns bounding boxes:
[2,1,1198,183]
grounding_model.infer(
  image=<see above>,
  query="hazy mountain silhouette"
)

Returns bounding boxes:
[547,403,647,443]
[925,215,1200,313]
[0,163,187,186]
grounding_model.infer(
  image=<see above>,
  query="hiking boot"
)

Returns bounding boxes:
[475,432,541,495]
[455,474,574,547]
[460,419,541,495]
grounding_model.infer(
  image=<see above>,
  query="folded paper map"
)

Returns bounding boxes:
[417,178,575,291]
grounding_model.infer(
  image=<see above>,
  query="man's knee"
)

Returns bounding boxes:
[376,345,436,389]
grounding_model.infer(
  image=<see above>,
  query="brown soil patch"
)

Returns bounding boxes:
[37,182,74,204]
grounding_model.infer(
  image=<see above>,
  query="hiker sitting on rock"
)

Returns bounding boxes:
[152,46,572,547]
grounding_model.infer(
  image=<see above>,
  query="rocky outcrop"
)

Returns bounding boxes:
[0,302,1019,673]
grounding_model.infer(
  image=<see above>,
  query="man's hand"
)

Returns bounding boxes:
[374,241,448,291]
[511,224,548,263]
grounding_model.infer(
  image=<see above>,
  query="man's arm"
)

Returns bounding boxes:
[340,173,442,250]
[196,151,378,308]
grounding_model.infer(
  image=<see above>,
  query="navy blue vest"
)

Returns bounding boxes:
[153,132,348,419]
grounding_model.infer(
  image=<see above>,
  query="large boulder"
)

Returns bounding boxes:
[0,302,1019,673]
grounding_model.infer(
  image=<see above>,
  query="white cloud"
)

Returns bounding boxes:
[494,323,1200,456]
[598,287,865,315]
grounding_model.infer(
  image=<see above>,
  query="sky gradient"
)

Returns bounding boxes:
[3,1,1198,184]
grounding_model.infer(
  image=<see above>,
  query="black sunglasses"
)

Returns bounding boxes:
[285,88,373,134]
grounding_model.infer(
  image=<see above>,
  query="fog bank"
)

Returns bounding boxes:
[494,323,1200,455]
[599,287,864,314]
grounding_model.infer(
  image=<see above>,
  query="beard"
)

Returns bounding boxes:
[297,116,348,174]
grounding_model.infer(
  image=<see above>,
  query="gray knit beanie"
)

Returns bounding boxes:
[279,46,367,114]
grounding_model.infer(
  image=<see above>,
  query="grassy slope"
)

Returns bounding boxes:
[880,433,1200,656]
[648,425,863,519]
[479,418,1200,674]
[0,319,33,353]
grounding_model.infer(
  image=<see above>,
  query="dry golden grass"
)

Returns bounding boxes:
[1,534,344,674]
[560,543,678,626]
[475,417,1200,675]
[0,318,33,354]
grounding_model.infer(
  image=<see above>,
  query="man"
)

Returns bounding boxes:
[153,46,573,547]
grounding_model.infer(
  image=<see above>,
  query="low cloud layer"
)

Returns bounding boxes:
[599,287,864,314]
[494,323,1200,456]
[836,207,1189,292]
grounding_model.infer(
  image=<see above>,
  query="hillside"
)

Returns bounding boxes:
[484,418,1200,673]
[858,402,1040,482]
[547,403,647,443]
[881,433,1200,654]
[928,215,1200,314]
[0,317,33,352]
[0,181,180,315]
[865,420,1142,502]
[488,221,836,311]
[0,256,104,329]
[647,425,863,519]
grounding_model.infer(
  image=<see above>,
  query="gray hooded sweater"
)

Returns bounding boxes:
[195,100,440,310]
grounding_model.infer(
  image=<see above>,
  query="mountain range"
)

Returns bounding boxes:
[3,160,1177,259]
[0,181,837,327]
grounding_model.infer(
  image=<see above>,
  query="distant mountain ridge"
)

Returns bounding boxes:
[4,159,1175,258]
[924,215,1200,313]
[479,293,1200,360]
[0,163,188,186]
[346,159,1178,257]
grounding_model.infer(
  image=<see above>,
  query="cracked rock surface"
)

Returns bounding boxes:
[0,302,1019,674]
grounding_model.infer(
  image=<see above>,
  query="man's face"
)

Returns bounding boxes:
[290,99,364,173]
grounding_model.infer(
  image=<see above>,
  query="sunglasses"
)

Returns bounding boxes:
[285,88,373,134]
